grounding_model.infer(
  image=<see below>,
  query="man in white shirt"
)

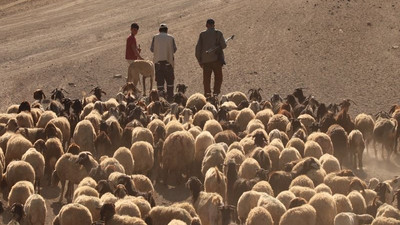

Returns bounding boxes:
[150,23,177,101]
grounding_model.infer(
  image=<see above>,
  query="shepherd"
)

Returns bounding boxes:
[195,19,230,97]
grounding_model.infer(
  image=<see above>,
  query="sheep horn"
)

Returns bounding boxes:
[102,90,107,95]
[348,99,357,106]
[248,89,254,94]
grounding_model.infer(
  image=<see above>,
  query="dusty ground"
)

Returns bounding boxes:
[1,0,400,223]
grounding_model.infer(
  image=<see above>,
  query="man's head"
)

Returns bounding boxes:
[131,23,139,35]
[159,23,168,33]
[206,18,215,28]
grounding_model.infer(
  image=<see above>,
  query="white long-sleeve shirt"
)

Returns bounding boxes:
[150,32,177,67]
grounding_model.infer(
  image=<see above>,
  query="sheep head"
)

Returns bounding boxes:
[91,86,106,101]
[33,139,47,154]
[51,88,68,101]
[293,88,306,103]
[10,203,24,221]
[149,89,159,102]
[248,88,262,102]
[114,184,128,198]
[219,205,236,225]
[374,182,391,203]
[18,101,31,113]
[186,176,202,202]
[100,203,116,222]
[96,180,112,197]
[33,89,46,100]
[176,84,188,94]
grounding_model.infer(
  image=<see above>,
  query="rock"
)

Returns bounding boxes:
[114,74,122,78]
[392,45,399,49]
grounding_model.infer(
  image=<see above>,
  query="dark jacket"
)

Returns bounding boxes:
[195,28,227,64]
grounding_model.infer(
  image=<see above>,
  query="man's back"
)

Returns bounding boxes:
[195,28,226,64]
[151,32,177,67]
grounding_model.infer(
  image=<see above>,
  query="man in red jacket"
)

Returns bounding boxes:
[126,23,143,64]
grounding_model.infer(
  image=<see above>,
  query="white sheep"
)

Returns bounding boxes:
[240,137,257,156]
[223,148,245,173]
[371,217,400,225]
[78,177,97,189]
[148,205,193,225]
[53,203,93,225]
[165,120,184,137]
[162,131,195,184]
[237,190,267,223]
[276,191,296,210]
[130,141,154,175]
[278,204,317,225]
[315,183,332,195]
[131,174,154,193]
[48,116,71,147]
[307,132,334,155]
[115,198,142,218]
[334,212,374,225]
[4,160,35,191]
[73,195,102,222]
[298,113,316,134]
[194,131,215,169]
[255,109,274,129]
[203,119,223,137]
[320,153,341,174]
[246,206,274,225]
[112,147,135,175]
[279,147,301,170]
[99,156,126,176]
[348,129,365,170]
[257,194,287,225]
[304,140,323,159]
[354,113,374,152]
[324,172,356,195]
[124,195,152,218]
[8,180,34,207]
[16,111,34,128]
[289,186,316,202]
[24,193,47,225]
[333,193,354,213]
[201,143,226,176]
[72,185,99,202]
[269,138,284,152]
[376,204,400,220]
[5,134,33,165]
[36,110,57,128]
[238,158,261,180]
[267,114,289,133]
[73,119,96,153]
[204,167,226,201]
[131,127,154,146]
[186,93,207,110]
[193,109,214,129]
[289,175,315,189]
[188,126,202,139]
[246,119,265,134]
[286,138,305,157]
[235,108,256,132]
[347,190,367,214]
[21,148,45,194]
[309,192,337,225]
[264,145,281,171]
[252,181,274,197]
[223,91,248,106]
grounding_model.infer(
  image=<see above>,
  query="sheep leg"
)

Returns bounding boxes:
[59,180,65,203]
[66,182,74,203]
[143,76,147,96]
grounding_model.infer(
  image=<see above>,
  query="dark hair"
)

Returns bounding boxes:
[206,19,215,25]
[131,23,139,30]
[159,27,168,33]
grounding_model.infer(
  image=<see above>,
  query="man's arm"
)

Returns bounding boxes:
[172,38,177,53]
[219,32,227,50]
[132,44,143,60]
[150,36,155,53]
[195,33,202,64]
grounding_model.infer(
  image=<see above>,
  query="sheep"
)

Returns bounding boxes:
[348,190,367,214]
[255,109,274,129]
[309,192,337,225]
[132,127,154,146]
[348,129,365,170]
[257,194,287,225]
[324,171,360,195]
[73,119,96,154]
[375,182,394,205]
[98,203,147,225]
[48,117,70,148]
[334,193,354,213]
[315,183,333,195]
[8,202,25,224]
[320,153,341,174]
[4,160,35,191]
[264,145,280,171]
[251,147,271,171]
[36,110,57,128]
[286,138,305,157]
[326,124,348,167]
[193,110,214,129]
[376,204,400,220]
[369,178,380,190]
[246,119,265,134]
[16,111,34,128]
[115,198,142,218]
[240,137,257,155]
[334,212,374,225]
[5,134,33,165]
[279,147,302,170]
[113,147,135,175]
[186,93,207,111]
[276,191,296,210]
[16,127,46,144]
[267,114,290,133]
[373,116,397,160]
[204,167,227,201]
[130,141,154,175]
[371,217,400,225]
[307,132,334,155]
[235,108,256,132]
[354,113,374,152]
[289,186,316,201]
[23,193,47,225]
[165,120,184,137]
[126,60,154,95]
[203,120,222,137]
[186,176,224,225]
[238,158,261,180]
[278,203,317,225]
[289,175,315,189]
[21,148,45,194]
[201,143,226,176]
[78,177,97,189]
[8,180,34,207]
[223,91,248,106]
[43,137,64,182]
[246,206,274,225]
[52,152,98,202]
[269,138,285,152]
[214,130,239,147]
[130,174,154,193]
[162,131,195,185]
[72,185,100,202]
[73,195,102,222]
[146,205,193,225]
[252,180,274,196]
[194,131,215,175]
[236,190,268,223]
[123,195,152,218]
[297,142,322,165]
[53,203,93,225]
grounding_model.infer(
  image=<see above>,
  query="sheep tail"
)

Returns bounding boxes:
[51,170,60,187]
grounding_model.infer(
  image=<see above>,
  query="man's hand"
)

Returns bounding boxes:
[138,44,142,53]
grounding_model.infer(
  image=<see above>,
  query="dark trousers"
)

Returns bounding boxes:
[155,61,174,100]
[203,61,223,96]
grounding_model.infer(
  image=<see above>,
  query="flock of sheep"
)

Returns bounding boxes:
[0,83,399,225]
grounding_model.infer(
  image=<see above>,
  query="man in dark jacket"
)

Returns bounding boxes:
[195,19,227,97]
